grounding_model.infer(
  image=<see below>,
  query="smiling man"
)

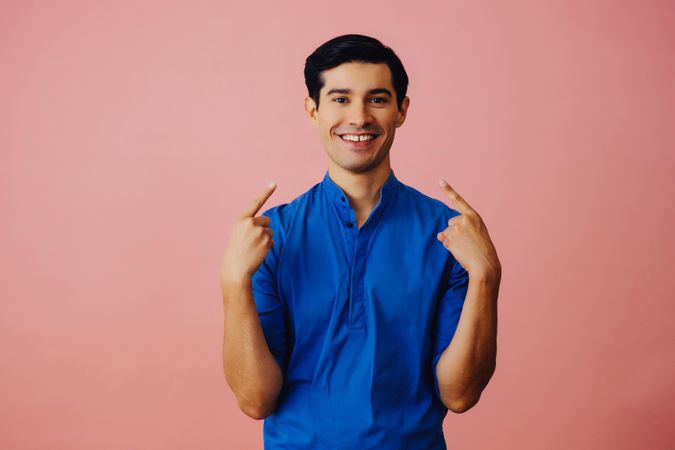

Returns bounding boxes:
[221,34,501,449]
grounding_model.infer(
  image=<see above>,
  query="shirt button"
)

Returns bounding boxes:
[346,222,353,228]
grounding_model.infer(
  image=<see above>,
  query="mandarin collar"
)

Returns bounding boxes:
[321,168,399,209]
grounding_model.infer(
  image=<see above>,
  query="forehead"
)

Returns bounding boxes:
[320,62,393,95]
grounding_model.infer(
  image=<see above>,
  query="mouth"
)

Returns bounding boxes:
[336,133,381,150]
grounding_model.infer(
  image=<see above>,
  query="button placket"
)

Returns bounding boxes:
[348,221,375,329]
[338,199,356,254]
[325,175,397,330]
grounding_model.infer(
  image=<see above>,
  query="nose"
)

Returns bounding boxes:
[347,99,373,128]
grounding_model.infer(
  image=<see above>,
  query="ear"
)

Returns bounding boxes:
[395,96,410,128]
[304,96,319,128]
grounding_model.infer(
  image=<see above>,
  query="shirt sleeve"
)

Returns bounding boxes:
[431,210,470,404]
[250,206,289,375]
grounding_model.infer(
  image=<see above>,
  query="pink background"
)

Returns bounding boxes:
[2,1,674,449]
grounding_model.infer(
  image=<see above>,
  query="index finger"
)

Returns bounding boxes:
[438,179,476,215]
[240,181,277,218]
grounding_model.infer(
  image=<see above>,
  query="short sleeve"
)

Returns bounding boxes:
[250,206,289,375]
[431,212,470,403]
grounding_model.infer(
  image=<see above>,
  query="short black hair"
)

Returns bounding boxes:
[304,34,409,111]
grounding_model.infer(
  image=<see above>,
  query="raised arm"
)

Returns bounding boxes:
[220,182,284,420]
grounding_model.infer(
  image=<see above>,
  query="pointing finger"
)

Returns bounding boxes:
[437,179,476,215]
[241,181,277,218]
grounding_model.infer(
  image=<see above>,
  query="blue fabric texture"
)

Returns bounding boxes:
[251,168,469,449]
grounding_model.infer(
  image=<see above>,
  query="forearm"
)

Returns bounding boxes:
[436,272,499,413]
[222,277,283,419]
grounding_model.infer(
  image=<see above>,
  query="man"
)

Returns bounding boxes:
[221,34,501,449]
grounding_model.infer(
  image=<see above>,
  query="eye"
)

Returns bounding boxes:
[371,97,388,104]
[333,97,347,103]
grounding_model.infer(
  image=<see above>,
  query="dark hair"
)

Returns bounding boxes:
[304,34,409,111]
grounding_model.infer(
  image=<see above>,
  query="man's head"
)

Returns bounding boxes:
[304,34,410,175]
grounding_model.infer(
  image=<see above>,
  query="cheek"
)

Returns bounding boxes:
[320,122,338,138]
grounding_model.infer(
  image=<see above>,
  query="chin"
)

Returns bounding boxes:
[336,157,384,174]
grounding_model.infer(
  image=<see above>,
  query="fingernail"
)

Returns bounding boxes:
[268,181,276,189]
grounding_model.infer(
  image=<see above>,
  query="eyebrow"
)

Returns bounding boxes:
[325,87,393,97]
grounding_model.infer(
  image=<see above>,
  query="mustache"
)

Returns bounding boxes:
[335,128,382,134]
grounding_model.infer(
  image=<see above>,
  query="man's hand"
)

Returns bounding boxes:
[436,179,501,280]
[220,182,277,291]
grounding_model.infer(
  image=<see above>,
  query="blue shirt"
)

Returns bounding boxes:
[252,168,469,449]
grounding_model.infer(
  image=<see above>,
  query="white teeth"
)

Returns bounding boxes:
[341,134,376,142]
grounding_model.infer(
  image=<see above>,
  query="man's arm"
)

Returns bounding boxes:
[435,179,501,414]
[222,276,283,420]
[436,270,499,413]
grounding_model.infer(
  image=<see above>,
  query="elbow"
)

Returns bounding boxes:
[440,360,496,414]
[444,370,495,413]
[237,385,282,420]
[241,407,269,421]
[239,399,277,420]
[444,394,480,414]
[228,366,284,421]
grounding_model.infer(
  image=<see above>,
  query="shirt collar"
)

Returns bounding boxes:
[321,167,399,209]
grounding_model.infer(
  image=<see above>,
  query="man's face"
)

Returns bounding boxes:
[305,62,409,175]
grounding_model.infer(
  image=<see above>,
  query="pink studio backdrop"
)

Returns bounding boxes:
[2,1,674,449]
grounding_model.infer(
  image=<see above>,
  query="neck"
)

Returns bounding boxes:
[327,160,391,217]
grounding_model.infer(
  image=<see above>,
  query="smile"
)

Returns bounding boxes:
[337,133,380,150]
[340,134,377,141]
